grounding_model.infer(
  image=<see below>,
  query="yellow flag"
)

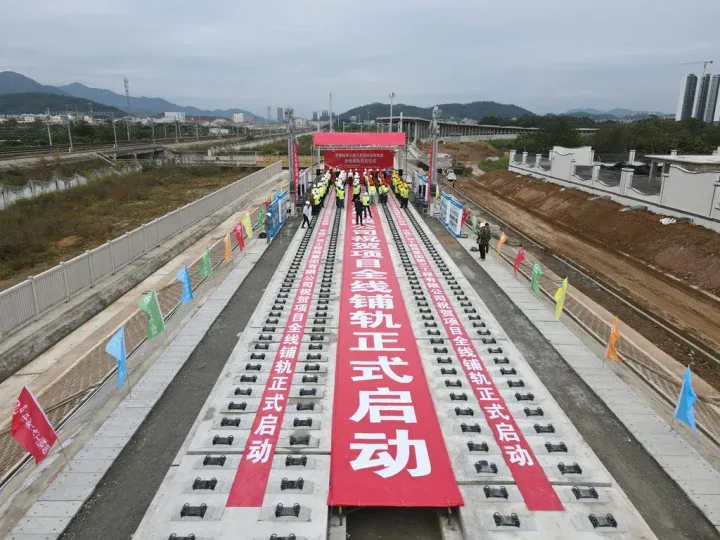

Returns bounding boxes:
[495,232,507,260]
[554,278,568,320]
[605,316,622,363]
[242,212,253,239]
[223,233,232,263]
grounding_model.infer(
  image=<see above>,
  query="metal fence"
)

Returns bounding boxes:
[574,165,593,181]
[0,162,283,339]
[629,174,662,196]
[538,157,551,170]
[597,167,621,186]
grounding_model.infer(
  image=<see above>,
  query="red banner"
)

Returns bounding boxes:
[292,139,300,204]
[324,149,394,171]
[233,223,245,252]
[388,198,564,511]
[12,386,58,465]
[328,198,463,507]
[226,196,335,507]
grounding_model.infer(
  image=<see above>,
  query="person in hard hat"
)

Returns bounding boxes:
[362,190,372,219]
[302,200,312,228]
[477,222,491,260]
[264,212,272,244]
[352,181,361,202]
[336,182,345,209]
[379,182,388,204]
[368,181,377,205]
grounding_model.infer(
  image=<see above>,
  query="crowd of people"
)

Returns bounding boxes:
[301,167,412,226]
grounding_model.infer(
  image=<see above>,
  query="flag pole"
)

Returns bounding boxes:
[55,432,73,471]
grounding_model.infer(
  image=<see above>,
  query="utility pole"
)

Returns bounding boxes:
[164,123,167,138]
[388,92,395,132]
[150,119,155,143]
[111,113,118,148]
[343,121,346,132]
[66,112,74,153]
[46,108,53,147]
[329,93,333,132]
[175,120,179,143]
[195,121,199,141]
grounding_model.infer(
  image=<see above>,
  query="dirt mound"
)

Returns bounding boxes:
[460,170,720,296]
[422,142,503,165]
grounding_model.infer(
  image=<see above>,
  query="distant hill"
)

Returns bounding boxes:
[563,107,667,120]
[0,93,125,115]
[339,101,534,122]
[0,72,265,120]
[0,71,69,96]
[59,82,265,121]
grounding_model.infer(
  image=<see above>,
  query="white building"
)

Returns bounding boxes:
[233,112,245,123]
[209,127,229,135]
[164,112,186,122]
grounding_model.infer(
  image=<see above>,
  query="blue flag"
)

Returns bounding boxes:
[674,366,697,434]
[176,264,194,304]
[105,326,127,389]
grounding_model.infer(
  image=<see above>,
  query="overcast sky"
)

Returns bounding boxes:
[3,0,720,118]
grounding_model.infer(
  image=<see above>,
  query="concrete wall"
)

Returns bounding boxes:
[553,145,594,166]
[660,165,720,217]
[508,149,720,233]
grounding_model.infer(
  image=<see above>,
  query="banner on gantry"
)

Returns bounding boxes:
[388,198,564,512]
[226,197,335,507]
[328,205,463,507]
[324,149,394,171]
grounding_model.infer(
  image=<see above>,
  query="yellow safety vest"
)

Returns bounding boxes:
[353,185,360,195]
[369,185,376,195]
[363,195,370,206]
[337,188,345,200]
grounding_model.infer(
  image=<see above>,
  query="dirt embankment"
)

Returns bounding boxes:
[457,170,720,356]
[468,170,720,296]
[421,142,503,165]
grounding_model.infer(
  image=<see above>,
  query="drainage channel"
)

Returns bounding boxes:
[133,196,342,540]
[381,195,658,539]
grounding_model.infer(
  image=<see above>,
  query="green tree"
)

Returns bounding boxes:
[514,116,582,154]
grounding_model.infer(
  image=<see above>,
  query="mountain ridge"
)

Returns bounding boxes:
[338,101,534,122]
[0,72,265,120]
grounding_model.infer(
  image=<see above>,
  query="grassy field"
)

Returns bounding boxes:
[0,164,252,289]
[478,156,509,171]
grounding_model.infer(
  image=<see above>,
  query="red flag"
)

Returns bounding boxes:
[233,223,245,252]
[12,386,58,465]
[513,246,525,276]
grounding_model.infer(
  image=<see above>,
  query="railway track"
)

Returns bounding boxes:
[0,135,252,160]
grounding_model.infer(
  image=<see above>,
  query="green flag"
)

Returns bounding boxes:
[257,206,266,228]
[531,260,543,296]
[137,290,165,340]
[471,215,477,236]
[199,244,212,279]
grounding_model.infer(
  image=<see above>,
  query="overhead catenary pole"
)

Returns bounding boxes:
[195,121,199,141]
[286,107,297,215]
[329,93,333,132]
[111,113,118,148]
[46,108,52,147]
[388,92,396,132]
[66,112,74,153]
[429,105,441,214]
[175,120,179,143]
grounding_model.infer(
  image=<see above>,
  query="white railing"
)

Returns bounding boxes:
[0,162,282,338]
